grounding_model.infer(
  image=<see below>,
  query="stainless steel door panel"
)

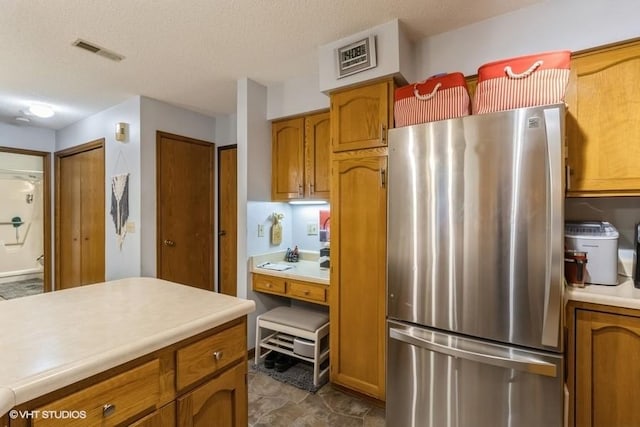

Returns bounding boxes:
[387,105,564,351]
[387,321,564,427]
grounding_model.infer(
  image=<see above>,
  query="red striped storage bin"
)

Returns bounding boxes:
[473,51,571,114]
[394,73,470,127]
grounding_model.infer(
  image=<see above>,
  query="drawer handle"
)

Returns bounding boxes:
[102,403,116,418]
[213,351,224,361]
[303,290,310,295]
[265,283,272,288]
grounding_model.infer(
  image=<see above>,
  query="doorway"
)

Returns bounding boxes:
[0,147,51,300]
[217,145,237,296]
[157,131,215,290]
[55,139,105,290]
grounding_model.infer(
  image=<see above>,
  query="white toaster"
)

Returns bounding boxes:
[565,221,619,286]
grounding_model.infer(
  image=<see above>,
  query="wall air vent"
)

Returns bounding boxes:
[72,39,125,62]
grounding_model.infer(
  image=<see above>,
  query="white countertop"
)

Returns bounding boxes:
[0,277,255,416]
[565,275,640,310]
[249,250,329,285]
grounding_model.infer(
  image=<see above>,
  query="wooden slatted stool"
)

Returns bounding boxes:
[254,306,329,387]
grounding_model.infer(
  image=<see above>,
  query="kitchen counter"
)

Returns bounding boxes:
[565,275,640,310]
[249,250,329,285]
[0,277,255,418]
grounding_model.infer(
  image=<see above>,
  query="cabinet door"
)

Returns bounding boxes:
[575,309,640,426]
[177,362,247,427]
[566,40,640,195]
[305,112,331,199]
[330,81,391,152]
[79,146,105,285]
[271,117,304,200]
[129,402,175,427]
[330,153,387,400]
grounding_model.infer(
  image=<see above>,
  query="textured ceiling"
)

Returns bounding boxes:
[0,0,540,130]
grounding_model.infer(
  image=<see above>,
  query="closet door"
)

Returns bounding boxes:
[56,140,105,290]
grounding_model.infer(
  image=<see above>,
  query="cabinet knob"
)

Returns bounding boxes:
[102,403,116,418]
[265,283,272,288]
[303,290,310,295]
[213,351,224,361]
[163,239,175,247]
[298,184,303,196]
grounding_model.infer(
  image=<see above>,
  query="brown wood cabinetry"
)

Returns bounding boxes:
[271,111,330,201]
[566,39,640,196]
[252,273,328,305]
[567,301,640,427]
[55,140,105,290]
[330,80,393,152]
[329,149,387,401]
[10,318,247,427]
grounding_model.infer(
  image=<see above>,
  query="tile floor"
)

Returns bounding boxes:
[248,367,385,426]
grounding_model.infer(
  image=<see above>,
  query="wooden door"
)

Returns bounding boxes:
[157,132,214,290]
[305,112,330,199]
[271,117,304,200]
[56,140,105,290]
[575,308,640,426]
[177,362,247,427]
[330,152,387,400]
[217,146,237,296]
[566,39,640,195]
[330,80,392,153]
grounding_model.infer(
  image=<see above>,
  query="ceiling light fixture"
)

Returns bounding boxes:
[28,104,55,118]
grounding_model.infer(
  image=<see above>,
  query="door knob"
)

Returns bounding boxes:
[163,239,175,247]
[218,230,227,236]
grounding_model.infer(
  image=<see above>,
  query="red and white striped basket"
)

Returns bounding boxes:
[394,72,470,127]
[473,50,571,114]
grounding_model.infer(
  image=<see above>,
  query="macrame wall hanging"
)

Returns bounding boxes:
[110,173,130,250]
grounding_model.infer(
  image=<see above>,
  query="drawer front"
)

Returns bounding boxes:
[34,359,160,427]
[176,320,246,390]
[287,280,326,303]
[253,274,286,294]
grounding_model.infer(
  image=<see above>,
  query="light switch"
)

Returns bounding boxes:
[307,222,318,235]
[126,221,135,233]
[258,224,264,237]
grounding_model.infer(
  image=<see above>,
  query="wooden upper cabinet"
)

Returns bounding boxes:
[305,111,331,199]
[566,39,640,195]
[271,117,305,200]
[330,80,393,152]
[271,112,330,201]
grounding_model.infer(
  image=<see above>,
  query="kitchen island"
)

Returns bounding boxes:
[0,277,255,426]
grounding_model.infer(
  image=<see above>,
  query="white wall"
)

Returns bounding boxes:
[266,74,329,120]
[290,204,328,252]
[214,113,237,148]
[139,96,216,278]
[246,202,292,256]
[56,96,142,282]
[0,123,55,153]
[415,0,640,77]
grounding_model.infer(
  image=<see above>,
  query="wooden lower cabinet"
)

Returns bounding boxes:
[330,149,387,400]
[177,362,247,427]
[9,318,247,427]
[129,403,175,427]
[568,302,640,427]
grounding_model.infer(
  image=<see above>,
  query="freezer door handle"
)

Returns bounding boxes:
[389,327,557,378]
[541,107,563,348]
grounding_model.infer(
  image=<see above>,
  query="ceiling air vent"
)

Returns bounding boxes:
[72,39,125,62]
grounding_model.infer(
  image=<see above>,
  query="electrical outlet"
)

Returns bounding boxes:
[307,222,318,235]
[125,221,135,233]
[258,224,264,237]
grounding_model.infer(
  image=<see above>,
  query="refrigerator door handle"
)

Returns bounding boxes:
[389,327,558,378]
[541,107,563,348]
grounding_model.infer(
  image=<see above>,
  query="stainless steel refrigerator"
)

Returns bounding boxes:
[387,104,565,427]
